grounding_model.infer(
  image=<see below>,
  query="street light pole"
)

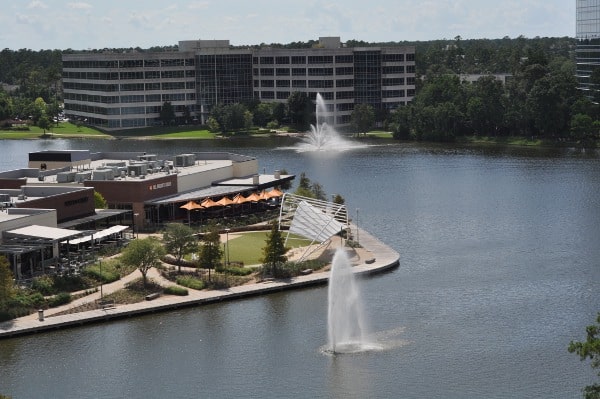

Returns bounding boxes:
[133,213,139,238]
[356,208,360,245]
[99,258,103,299]
[225,228,230,266]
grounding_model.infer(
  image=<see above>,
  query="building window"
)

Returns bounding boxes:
[335,55,353,63]
[292,80,306,88]
[276,80,290,87]
[292,68,306,76]
[276,68,290,76]
[260,57,274,64]
[276,56,290,64]
[291,56,306,64]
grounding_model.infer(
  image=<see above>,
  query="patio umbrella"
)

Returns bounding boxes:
[265,188,283,198]
[245,192,262,203]
[215,196,234,206]
[232,193,247,204]
[201,197,221,208]
[180,200,203,210]
[180,200,203,225]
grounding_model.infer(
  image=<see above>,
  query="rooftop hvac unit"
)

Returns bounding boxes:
[93,169,115,181]
[127,164,148,177]
[57,172,77,183]
[106,161,126,167]
[173,153,196,167]
[138,154,157,162]
[75,171,92,183]
[0,194,10,202]
[17,194,26,200]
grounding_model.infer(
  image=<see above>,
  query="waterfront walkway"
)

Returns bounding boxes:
[0,227,399,339]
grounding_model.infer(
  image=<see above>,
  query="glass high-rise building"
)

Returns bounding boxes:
[576,0,600,96]
[62,37,415,130]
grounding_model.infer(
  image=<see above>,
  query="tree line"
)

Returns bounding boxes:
[2,37,598,143]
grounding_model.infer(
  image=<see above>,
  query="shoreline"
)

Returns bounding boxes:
[0,227,399,339]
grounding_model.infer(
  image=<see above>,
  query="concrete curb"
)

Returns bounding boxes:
[0,228,399,339]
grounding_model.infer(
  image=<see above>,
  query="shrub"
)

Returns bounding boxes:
[222,266,253,276]
[52,274,89,293]
[31,275,54,295]
[176,275,205,290]
[163,286,188,296]
[84,264,120,284]
[48,292,71,307]
[12,291,45,308]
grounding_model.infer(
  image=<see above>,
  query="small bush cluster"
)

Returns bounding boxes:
[163,286,188,296]
[48,292,71,308]
[83,264,120,284]
[176,275,205,290]
[220,265,253,276]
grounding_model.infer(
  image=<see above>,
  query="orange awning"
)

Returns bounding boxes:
[215,196,234,206]
[265,188,284,198]
[180,200,203,210]
[200,198,221,208]
[245,192,262,202]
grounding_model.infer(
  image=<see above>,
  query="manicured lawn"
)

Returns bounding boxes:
[226,231,312,266]
[150,130,216,139]
[0,122,109,139]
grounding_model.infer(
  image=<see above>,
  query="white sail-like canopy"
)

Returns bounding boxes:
[288,200,345,243]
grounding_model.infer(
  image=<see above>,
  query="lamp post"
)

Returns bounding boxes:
[356,208,360,245]
[225,228,230,266]
[133,213,139,239]
[99,258,103,299]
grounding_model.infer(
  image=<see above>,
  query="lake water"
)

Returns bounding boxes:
[0,138,599,399]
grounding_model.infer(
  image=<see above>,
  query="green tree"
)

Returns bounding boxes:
[287,91,312,129]
[0,256,14,310]
[198,226,222,282]
[389,106,412,140]
[261,220,289,277]
[466,75,505,135]
[37,112,51,133]
[159,101,175,125]
[30,97,46,124]
[351,103,375,136]
[0,90,14,121]
[93,191,107,209]
[569,313,600,399]
[120,237,165,288]
[253,102,274,127]
[162,224,198,273]
[332,194,345,204]
[206,116,220,133]
[220,103,250,132]
[571,114,596,141]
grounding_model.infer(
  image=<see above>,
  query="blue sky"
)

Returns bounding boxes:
[2,0,575,50]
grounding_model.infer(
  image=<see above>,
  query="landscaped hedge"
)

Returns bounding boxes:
[48,292,71,308]
[175,275,205,290]
[163,286,188,296]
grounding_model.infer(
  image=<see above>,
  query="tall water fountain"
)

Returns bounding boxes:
[327,248,372,353]
[298,93,360,152]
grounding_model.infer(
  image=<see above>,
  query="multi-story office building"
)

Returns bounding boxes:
[576,0,600,97]
[62,37,415,130]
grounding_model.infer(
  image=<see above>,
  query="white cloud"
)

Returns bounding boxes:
[67,2,92,10]
[27,1,48,9]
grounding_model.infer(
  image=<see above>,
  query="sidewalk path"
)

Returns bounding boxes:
[0,227,399,338]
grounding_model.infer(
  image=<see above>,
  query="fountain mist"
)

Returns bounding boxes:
[327,248,371,353]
